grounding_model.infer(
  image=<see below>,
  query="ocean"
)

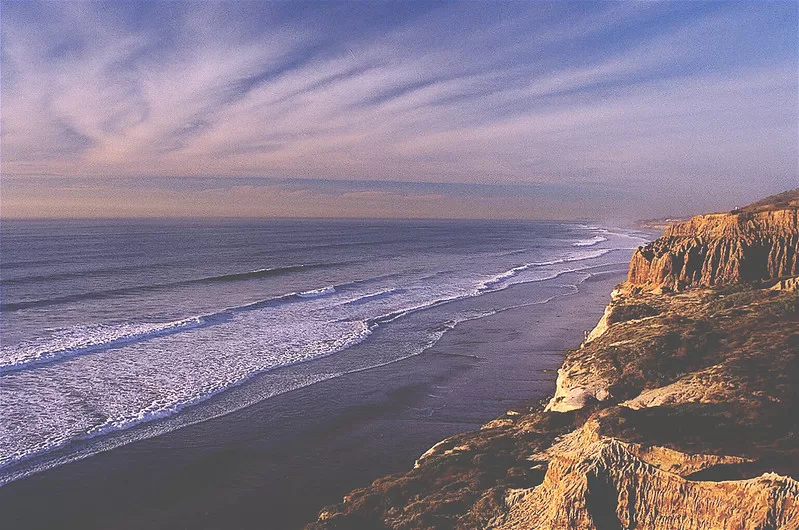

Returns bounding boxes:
[0,218,647,487]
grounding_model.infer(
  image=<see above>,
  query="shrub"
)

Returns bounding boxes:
[768,292,799,316]
[708,289,762,312]
[607,303,660,324]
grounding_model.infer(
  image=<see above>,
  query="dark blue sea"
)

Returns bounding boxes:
[0,218,647,485]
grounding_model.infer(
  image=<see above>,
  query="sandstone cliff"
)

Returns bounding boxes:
[627,189,798,291]
[497,422,799,530]
[306,192,799,530]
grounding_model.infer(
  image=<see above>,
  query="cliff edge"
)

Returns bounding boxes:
[306,191,799,530]
[628,189,799,291]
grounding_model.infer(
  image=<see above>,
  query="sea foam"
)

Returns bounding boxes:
[0,220,639,486]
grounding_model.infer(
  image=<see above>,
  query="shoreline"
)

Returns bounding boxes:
[0,267,627,530]
[306,198,799,529]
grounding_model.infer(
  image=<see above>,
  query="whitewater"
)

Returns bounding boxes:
[0,219,648,485]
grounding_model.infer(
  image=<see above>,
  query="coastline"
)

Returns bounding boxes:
[307,198,799,529]
[0,267,628,529]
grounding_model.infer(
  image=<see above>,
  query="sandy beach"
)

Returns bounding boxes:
[0,267,626,530]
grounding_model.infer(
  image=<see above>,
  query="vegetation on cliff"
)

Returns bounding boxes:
[306,192,799,530]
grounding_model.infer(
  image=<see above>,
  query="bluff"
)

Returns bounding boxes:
[628,189,799,291]
[306,191,799,530]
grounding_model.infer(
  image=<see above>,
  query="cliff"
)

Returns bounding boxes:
[306,192,799,530]
[498,422,799,530]
[627,189,799,291]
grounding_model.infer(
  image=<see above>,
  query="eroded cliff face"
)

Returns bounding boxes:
[307,192,799,530]
[496,421,799,530]
[628,206,799,291]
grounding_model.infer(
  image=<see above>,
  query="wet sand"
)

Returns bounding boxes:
[0,269,625,530]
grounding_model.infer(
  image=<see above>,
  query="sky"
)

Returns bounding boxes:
[1,1,797,220]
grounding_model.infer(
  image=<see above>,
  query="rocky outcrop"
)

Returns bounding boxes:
[628,194,799,291]
[771,276,799,291]
[497,431,799,530]
[307,191,799,530]
[546,289,660,413]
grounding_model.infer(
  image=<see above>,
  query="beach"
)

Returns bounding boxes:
[0,267,626,529]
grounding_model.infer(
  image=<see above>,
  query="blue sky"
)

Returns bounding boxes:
[1,1,797,219]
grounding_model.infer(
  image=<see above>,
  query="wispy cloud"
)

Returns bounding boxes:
[1,1,796,219]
